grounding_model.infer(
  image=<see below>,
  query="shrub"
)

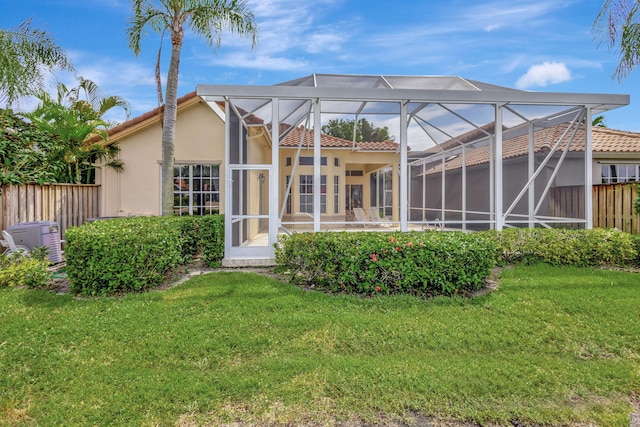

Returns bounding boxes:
[630,234,640,267]
[171,214,224,267]
[0,251,50,288]
[195,215,224,267]
[64,215,225,295]
[275,231,497,296]
[65,217,183,295]
[482,228,637,267]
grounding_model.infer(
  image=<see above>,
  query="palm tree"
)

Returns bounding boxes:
[25,78,130,184]
[0,18,73,106]
[127,0,258,216]
[593,0,640,81]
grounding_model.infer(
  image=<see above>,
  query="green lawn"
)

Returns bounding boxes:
[1,265,639,426]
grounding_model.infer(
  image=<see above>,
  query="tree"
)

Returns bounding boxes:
[593,0,640,81]
[0,18,73,106]
[0,109,62,186]
[24,77,130,184]
[321,118,394,142]
[592,115,608,127]
[127,0,258,215]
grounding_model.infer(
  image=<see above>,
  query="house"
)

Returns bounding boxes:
[94,74,628,265]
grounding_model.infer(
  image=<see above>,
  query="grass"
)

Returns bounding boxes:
[1,264,639,426]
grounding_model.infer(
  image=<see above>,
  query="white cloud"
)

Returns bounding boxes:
[215,52,310,71]
[515,62,572,89]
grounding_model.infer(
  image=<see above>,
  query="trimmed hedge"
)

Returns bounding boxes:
[64,215,224,295]
[481,228,637,267]
[275,231,497,296]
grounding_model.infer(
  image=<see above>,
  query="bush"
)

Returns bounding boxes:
[0,251,50,288]
[172,214,225,267]
[275,231,497,296]
[630,234,640,267]
[482,228,637,267]
[65,217,183,295]
[64,215,225,295]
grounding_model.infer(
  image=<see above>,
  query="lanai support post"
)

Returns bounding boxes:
[585,106,593,229]
[489,135,495,229]
[224,101,232,259]
[400,101,408,231]
[495,104,504,231]
[314,98,321,232]
[270,99,280,257]
[461,144,467,231]
[528,122,535,228]
[441,154,446,224]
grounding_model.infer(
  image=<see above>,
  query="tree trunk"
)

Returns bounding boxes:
[160,38,182,216]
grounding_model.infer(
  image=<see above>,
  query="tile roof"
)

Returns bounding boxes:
[280,126,399,151]
[105,91,198,138]
[422,124,640,174]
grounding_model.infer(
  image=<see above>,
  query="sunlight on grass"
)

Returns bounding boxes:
[0,265,639,426]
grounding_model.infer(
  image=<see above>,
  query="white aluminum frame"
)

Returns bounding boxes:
[198,74,629,264]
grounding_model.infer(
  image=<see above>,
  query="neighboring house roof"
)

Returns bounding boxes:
[280,126,399,151]
[422,124,640,174]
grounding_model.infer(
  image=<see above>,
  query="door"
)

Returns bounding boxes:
[345,184,363,220]
[227,165,272,259]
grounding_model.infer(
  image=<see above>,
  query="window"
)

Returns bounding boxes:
[299,175,326,214]
[285,176,292,214]
[346,170,363,176]
[370,168,393,217]
[285,157,292,166]
[299,156,327,166]
[334,176,340,214]
[601,164,640,184]
[173,164,220,215]
[334,157,340,167]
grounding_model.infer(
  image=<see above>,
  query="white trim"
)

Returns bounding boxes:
[586,107,593,229]
[400,101,408,231]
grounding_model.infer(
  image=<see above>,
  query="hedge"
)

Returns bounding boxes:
[275,231,497,296]
[64,215,224,295]
[481,228,637,267]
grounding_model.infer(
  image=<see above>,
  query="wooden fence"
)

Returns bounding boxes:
[1,184,101,237]
[592,183,640,234]
[549,183,640,234]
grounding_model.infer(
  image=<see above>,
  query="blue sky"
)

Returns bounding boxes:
[2,0,640,131]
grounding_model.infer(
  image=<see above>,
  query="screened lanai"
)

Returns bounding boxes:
[197,74,629,265]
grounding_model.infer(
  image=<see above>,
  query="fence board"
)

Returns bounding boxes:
[592,183,639,234]
[1,184,100,237]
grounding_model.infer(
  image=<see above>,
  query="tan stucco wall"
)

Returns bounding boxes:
[279,148,398,220]
[100,101,225,217]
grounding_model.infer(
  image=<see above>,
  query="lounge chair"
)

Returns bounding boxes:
[1,230,30,256]
[368,207,392,227]
[422,218,443,231]
[352,207,371,227]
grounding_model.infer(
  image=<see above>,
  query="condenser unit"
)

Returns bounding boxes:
[6,221,63,263]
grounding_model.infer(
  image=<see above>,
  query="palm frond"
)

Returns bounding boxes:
[593,0,640,81]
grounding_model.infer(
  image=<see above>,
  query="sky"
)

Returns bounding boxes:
[2,0,640,131]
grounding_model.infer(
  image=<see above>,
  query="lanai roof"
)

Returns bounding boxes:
[198,73,630,159]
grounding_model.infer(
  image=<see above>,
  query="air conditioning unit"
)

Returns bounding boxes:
[6,221,63,263]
